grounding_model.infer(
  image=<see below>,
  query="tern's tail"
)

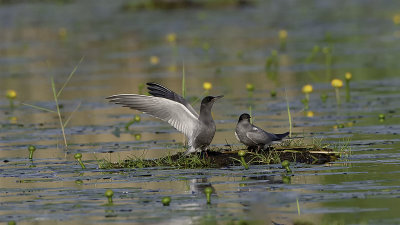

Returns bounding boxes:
[274,132,290,140]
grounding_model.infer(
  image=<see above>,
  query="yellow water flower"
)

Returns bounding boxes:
[345,72,352,80]
[302,84,313,93]
[167,65,177,72]
[246,83,254,92]
[279,30,288,39]
[393,14,400,25]
[322,46,331,54]
[331,79,343,88]
[9,116,17,124]
[6,90,17,99]
[203,82,212,91]
[306,111,314,118]
[58,27,67,40]
[150,56,159,65]
[134,134,141,141]
[166,33,177,43]
[134,115,141,122]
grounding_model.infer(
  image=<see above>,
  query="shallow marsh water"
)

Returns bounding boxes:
[1,0,400,224]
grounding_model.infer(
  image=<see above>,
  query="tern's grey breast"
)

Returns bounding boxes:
[193,121,216,149]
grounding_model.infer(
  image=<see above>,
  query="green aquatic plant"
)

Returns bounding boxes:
[282,175,291,184]
[8,221,16,225]
[125,114,141,131]
[320,93,328,103]
[238,150,249,170]
[138,83,145,95]
[99,138,341,169]
[285,89,292,137]
[166,32,177,45]
[28,145,36,160]
[305,45,320,63]
[379,113,385,122]
[322,46,332,80]
[301,84,313,110]
[6,89,17,109]
[331,79,343,106]
[296,197,301,215]
[99,151,213,169]
[182,61,186,98]
[105,189,114,205]
[162,196,171,206]
[265,50,279,76]
[204,187,213,204]
[265,49,279,92]
[281,160,292,173]
[75,179,83,185]
[22,57,84,148]
[246,83,254,93]
[279,29,288,51]
[134,133,142,140]
[74,153,86,169]
[246,83,254,123]
[270,90,277,98]
[345,72,352,102]
[202,42,210,52]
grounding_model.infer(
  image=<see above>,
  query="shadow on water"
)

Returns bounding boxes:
[1,0,400,224]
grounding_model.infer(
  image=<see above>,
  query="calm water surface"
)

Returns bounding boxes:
[1,1,400,224]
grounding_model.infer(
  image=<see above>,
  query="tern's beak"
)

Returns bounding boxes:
[213,95,224,101]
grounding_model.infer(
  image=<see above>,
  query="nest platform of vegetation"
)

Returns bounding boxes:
[100,139,343,169]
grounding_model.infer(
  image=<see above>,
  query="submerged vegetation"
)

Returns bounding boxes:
[98,138,345,169]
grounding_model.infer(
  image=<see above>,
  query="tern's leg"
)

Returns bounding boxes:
[247,146,257,152]
[256,145,263,153]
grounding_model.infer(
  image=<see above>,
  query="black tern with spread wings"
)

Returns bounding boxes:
[107,83,223,155]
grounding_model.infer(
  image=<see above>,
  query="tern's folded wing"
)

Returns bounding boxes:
[107,94,198,139]
[246,127,272,145]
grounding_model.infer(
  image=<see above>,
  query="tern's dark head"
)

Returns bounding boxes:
[238,113,251,122]
[201,95,224,107]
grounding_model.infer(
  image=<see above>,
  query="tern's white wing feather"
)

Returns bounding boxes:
[107,94,198,139]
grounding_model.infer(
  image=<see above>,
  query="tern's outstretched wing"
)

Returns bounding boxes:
[147,82,199,118]
[107,94,198,139]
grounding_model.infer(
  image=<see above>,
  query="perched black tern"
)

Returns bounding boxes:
[235,113,289,152]
[107,82,223,155]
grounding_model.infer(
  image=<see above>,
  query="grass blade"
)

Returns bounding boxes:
[182,60,185,98]
[22,103,56,113]
[296,197,301,215]
[285,88,292,138]
[63,102,81,128]
[51,76,68,148]
[57,56,84,98]
[181,60,186,145]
